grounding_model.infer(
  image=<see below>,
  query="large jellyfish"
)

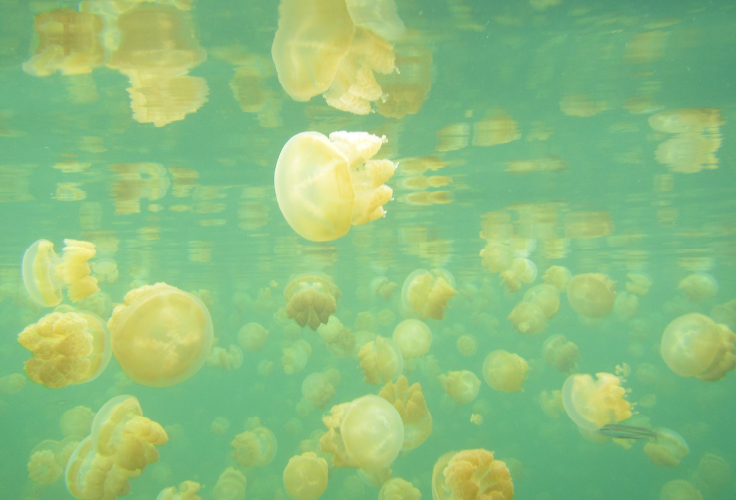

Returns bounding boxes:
[283,452,329,500]
[562,372,633,431]
[432,449,514,500]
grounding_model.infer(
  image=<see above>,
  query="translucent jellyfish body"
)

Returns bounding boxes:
[643,428,689,467]
[392,319,432,358]
[378,375,432,451]
[542,334,580,373]
[284,273,340,330]
[507,302,548,334]
[65,395,168,500]
[108,283,213,387]
[660,313,736,381]
[320,394,404,470]
[379,477,420,500]
[659,480,704,500]
[231,425,278,467]
[482,350,529,392]
[283,339,313,374]
[678,273,718,302]
[28,440,65,484]
[523,284,560,318]
[561,372,633,431]
[401,269,456,320]
[542,265,572,292]
[500,258,537,293]
[238,322,269,351]
[283,452,329,500]
[274,131,396,242]
[214,467,247,500]
[60,406,95,438]
[302,370,340,409]
[432,449,514,500]
[567,273,616,318]
[18,310,111,388]
[439,370,481,405]
[207,344,243,371]
[156,481,202,500]
[480,242,513,273]
[358,335,404,385]
[22,239,99,307]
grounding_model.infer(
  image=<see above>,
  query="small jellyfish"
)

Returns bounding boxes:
[480,242,514,273]
[482,350,529,392]
[207,344,243,371]
[507,302,548,334]
[317,316,356,357]
[238,322,269,351]
[274,131,396,241]
[660,313,736,381]
[523,284,560,319]
[692,452,731,498]
[542,265,572,292]
[392,319,432,358]
[614,291,639,322]
[231,424,277,467]
[539,390,564,418]
[283,339,313,375]
[22,239,99,307]
[378,375,432,451]
[108,283,213,387]
[0,373,26,395]
[401,268,457,320]
[678,273,718,302]
[371,276,398,301]
[302,369,340,409]
[358,335,404,385]
[500,258,537,293]
[562,372,633,431]
[18,310,111,388]
[92,258,119,284]
[156,481,202,500]
[432,449,513,500]
[283,452,329,500]
[60,406,95,438]
[379,477,420,500]
[214,468,246,500]
[643,428,689,467]
[456,334,477,356]
[626,273,652,296]
[28,440,64,484]
[542,334,580,373]
[567,273,616,319]
[439,370,481,405]
[211,417,230,436]
[284,273,340,330]
[659,480,703,500]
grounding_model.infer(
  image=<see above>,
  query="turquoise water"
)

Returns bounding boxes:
[0,0,735,499]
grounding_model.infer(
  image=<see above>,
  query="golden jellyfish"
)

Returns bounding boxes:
[156,481,202,500]
[22,239,99,307]
[660,313,736,381]
[283,452,329,500]
[282,339,313,374]
[320,394,404,470]
[108,282,213,387]
[284,273,340,330]
[567,273,616,319]
[659,480,703,500]
[18,310,111,388]
[358,335,404,385]
[542,334,580,373]
[539,390,564,418]
[711,299,736,332]
[371,276,398,301]
[507,302,548,334]
[692,452,731,497]
[480,242,514,273]
[482,350,529,393]
[401,268,457,320]
[432,449,514,500]
[542,265,571,292]
[302,369,340,409]
[626,273,652,296]
[60,406,95,438]
[211,417,230,435]
[379,477,420,500]
[0,372,26,395]
[65,395,168,500]
[456,334,477,357]
[238,322,269,351]
[231,424,277,467]
[561,372,633,431]
[392,319,432,358]
[523,284,560,319]
[345,0,405,41]
[317,316,357,357]
[439,370,481,405]
[678,273,718,302]
[214,467,247,500]
[92,258,119,284]
[375,44,432,119]
[275,130,396,242]
[643,428,689,467]
[28,440,64,484]
[378,375,432,451]
[614,291,639,322]
[207,343,243,371]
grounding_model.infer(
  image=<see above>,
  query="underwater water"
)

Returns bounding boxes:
[0,0,735,499]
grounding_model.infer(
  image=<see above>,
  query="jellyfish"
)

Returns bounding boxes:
[660,313,736,381]
[567,273,616,319]
[523,284,560,319]
[237,322,269,351]
[156,481,202,500]
[626,273,652,296]
[379,477,420,500]
[378,375,432,451]
[302,370,340,409]
[614,291,639,322]
[231,425,277,467]
[274,131,396,242]
[678,273,718,302]
[401,269,457,320]
[392,319,432,359]
[60,406,95,438]
[345,0,405,41]
[542,334,580,373]
[711,299,736,332]
[539,390,564,418]
[659,480,703,500]
[358,335,404,385]
[107,282,213,387]
[283,339,313,375]
[439,370,481,405]
[320,394,404,470]
[692,452,731,498]
[480,242,513,274]
[22,239,99,307]
[211,417,230,436]
[371,277,399,301]
[0,373,26,395]
[482,350,529,393]
[28,440,64,484]
[542,265,572,292]
[283,452,329,500]
[500,258,537,293]
[18,310,111,388]
[317,316,357,357]
[284,273,340,329]
[92,258,119,284]
[643,428,689,467]
[507,302,548,334]
[432,449,514,500]
[456,334,477,356]
[214,468,246,500]
[562,372,633,431]
[207,344,243,371]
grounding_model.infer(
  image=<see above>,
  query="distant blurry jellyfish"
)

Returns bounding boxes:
[678,273,718,302]
[358,335,404,384]
[400,268,456,320]
[542,335,580,373]
[659,480,703,500]
[507,302,548,334]
[392,319,432,358]
[213,467,246,500]
[211,417,230,436]
[692,452,731,498]
[432,449,513,500]
[231,423,277,467]
[282,339,313,375]
[284,273,340,330]
[379,477,420,500]
[643,428,689,467]
[567,273,616,319]
[238,322,269,351]
[482,350,529,392]
[439,370,481,405]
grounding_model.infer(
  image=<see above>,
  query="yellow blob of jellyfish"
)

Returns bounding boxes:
[401,268,457,320]
[214,467,247,500]
[480,242,514,273]
[28,440,64,484]
[567,273,616,318]
[482,350,529,393]
[562,372,633,431]
[274,131,396,242]
[156,481,202,500]
[231,422,278,467]
[60,406,95,438]
[283,452,329,500]
[207,343,243,371]
[238,322,269,351]
[18,310,111,388]
[358,335,404,385]
[523,284,560,318]
[22,239,99,307]
[108,282,214,387]
[379,477,420,500]
[542,334,580,373]
[659,480,703,500]
[320,394,404,470]
[507,302,547,334]
[282,339,313,375]
[432,448,514,500]
[643,428,689,467]
[678,273,718,302]
[0,372,26,395]
[65,395,168,500]
[302,369,340,409]
[439,370,481,405]
[542,265,572,292]
[378,375,432,451]
[660,313,736,381]
[392,319,432,358]
[284,273,340,330]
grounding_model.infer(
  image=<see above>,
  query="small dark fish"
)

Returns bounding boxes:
[598,424,658,441]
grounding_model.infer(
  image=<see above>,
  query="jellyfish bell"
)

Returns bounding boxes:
[644,428,689,467]
[339,395,404,470]
[358,335,404,385]
[283,452,329,500]
[284,273,340,330]
[400,268,456,320]
[392,319,432,358]
[482,350,529,392]
[345,0,406,41]
[432,449,513,500]
[567,273,616,318]
[562,372,633,431]
[439,370,481,405]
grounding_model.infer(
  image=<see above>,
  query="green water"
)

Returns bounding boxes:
[1,0,735,499]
